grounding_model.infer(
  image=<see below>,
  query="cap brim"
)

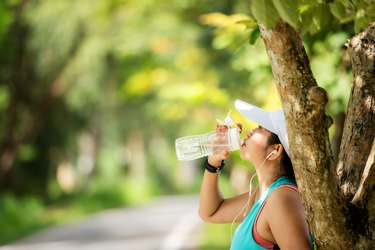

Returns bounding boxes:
[235,99,290,156]
[235,99,277,134]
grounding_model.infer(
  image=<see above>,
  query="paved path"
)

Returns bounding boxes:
[1,195,203,250]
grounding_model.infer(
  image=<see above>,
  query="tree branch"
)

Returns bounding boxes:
[337,22,375,199]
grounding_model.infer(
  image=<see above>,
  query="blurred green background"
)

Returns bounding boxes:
[0,0,370,247]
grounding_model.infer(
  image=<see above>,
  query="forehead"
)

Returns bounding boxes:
[258,126,272,135]
[251,126,272,139]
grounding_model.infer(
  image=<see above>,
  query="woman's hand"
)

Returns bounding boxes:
[200,123,251,224]
[208,125,229,165]
[208,123,242,166]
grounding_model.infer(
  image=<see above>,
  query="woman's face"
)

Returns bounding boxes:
[240,126,271,163]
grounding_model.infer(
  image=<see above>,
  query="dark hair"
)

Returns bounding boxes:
[268,132,296,182]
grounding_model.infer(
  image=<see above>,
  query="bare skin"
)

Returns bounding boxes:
[198,124,311,249]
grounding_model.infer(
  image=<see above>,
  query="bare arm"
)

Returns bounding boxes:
[198,124,258,223]
[198,159,225,222]
[199,164,257,223]
[266,188,312,250]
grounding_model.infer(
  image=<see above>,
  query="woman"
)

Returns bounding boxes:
[199,99,314,249]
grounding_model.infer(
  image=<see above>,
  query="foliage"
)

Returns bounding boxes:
[0,0,369,245]
[309,32,352,114]
[0,0,267,199]
[248,0,375,33]
[0,194,47,244]
[200,12,353,117]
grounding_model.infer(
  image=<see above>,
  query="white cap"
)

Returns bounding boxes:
[235,99,289,156]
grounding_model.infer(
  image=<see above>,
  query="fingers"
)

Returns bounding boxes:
[208,149,230,163]
[222,150,230,159]
[236,123,243,132]
[216,123,242,133]
[215,124,229,131]
[211,123,239,161]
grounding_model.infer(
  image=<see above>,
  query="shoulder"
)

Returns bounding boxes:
[264,185,308,235]
[264,185,311,249]
[267,185,301,211]
[262,184,305,228]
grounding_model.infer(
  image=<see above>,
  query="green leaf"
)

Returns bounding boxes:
[251,0,280,29]
[272,0,300,28]
[249,27,261,45]
[317,0,334,3]
[329,2,347,20]
[236,19,258,30]
[366,5,375,19]
[354,11,369,33]
[338,0,355,9]
[312,4,331,31]
[300,9,316,34]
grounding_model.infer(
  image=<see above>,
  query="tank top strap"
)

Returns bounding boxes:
[278,184,299,192]
[261,176,297,201]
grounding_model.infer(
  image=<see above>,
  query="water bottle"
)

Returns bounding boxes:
[175,110,243,161]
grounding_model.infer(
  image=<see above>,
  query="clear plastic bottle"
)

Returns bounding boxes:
[175,127,242,161]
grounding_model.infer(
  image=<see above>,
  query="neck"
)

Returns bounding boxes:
[256,162,283,194]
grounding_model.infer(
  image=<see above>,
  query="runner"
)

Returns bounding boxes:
[198,99,315,249]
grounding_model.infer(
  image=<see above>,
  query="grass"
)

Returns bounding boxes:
[0,193,50,245]
[0,177,155,245]
[199,223,232,250]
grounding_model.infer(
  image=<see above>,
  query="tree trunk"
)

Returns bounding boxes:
[258,21,375,249]
[339,22,375,246]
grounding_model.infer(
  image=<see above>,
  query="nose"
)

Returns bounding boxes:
[246,130,254,138]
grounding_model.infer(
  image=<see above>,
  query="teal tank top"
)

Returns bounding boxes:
[230,176,314,250]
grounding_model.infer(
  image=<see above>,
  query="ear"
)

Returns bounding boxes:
[268,144,283,160]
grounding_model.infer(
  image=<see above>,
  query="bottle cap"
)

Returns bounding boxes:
[229,128,242,150]
[216,110,241,130]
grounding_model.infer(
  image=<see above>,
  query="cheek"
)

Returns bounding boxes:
[240,136,267,160]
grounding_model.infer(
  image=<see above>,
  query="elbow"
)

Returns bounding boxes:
[198,208,216,223]
[198,208,209,222]
[198,210,220,223]
[198,199,224,223]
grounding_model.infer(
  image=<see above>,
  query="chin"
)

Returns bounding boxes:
[239,151,250,161]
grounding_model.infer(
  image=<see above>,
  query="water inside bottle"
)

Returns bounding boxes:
[175,136,212,161]
[175,132,236,161]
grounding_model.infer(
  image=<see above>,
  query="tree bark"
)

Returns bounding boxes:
[258,21,355,249]
[339,22,375,246]
[337,23,375,202]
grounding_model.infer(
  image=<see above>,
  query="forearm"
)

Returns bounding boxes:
[198,158,224,222]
